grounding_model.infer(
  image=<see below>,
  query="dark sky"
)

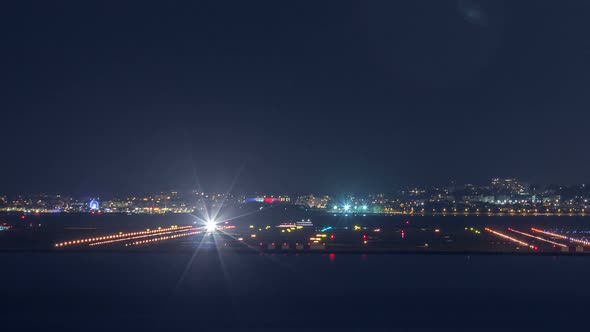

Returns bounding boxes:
[2,0,590,195]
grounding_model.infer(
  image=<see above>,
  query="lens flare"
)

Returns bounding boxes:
[206,220,217,232]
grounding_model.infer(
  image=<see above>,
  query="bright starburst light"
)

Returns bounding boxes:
[205,219,217,232]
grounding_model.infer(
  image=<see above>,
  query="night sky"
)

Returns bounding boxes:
[2,0,590,195]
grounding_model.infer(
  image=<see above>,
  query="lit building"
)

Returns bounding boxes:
[295,194,330,209]
[491,177,530,195]
[245,196,291,204]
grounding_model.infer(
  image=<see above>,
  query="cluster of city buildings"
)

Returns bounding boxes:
[1,178,588,215]
[0,191,295,215]
[290,179,588,215]
[0,192,242,214]
[386,178,588,215]
[310,178,587,215]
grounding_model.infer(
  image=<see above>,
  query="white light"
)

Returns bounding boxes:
[206,220,216,232]
[344,205,350,211]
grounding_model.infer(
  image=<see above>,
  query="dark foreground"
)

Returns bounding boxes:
[1,252,588,331]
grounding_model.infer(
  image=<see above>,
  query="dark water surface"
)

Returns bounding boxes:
[1,252,588,331]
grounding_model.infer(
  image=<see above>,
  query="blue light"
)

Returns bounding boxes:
[320,226,333,232]
[89,199,99,211]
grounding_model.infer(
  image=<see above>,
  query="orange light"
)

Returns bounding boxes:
[485,228,535,249]
[532,228,590,246]
[508,228,567,248]
[54,225,192,248]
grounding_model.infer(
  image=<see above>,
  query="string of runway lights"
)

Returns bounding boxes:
[507,228,567,248]
[54,225,193,247]
[531,228,590,247]
[484,227,537,250]
[88,227,199,247]
[125,229,202,247]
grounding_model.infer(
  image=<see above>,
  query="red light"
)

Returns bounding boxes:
[534,246,539,251]
[362,234,367,239]
[20,215,26,220]
[405,221,410,225]
[330,234,335,239]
